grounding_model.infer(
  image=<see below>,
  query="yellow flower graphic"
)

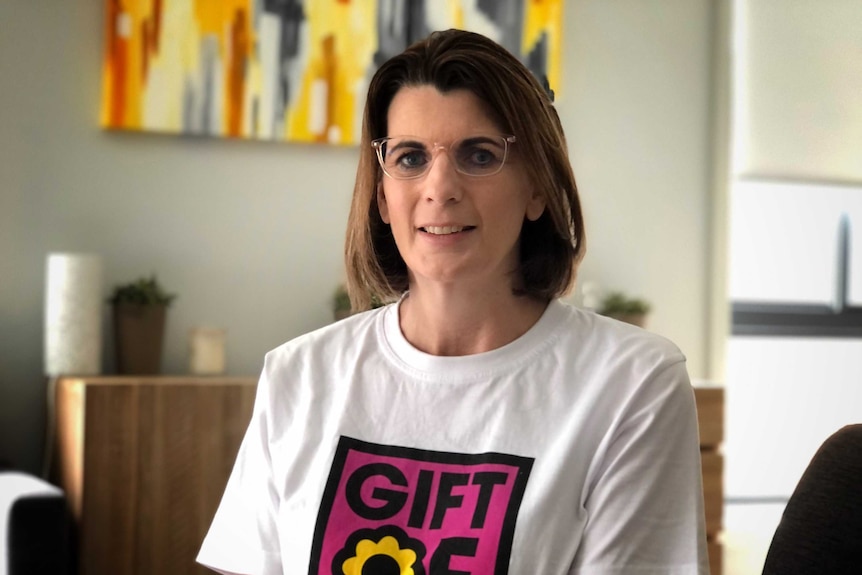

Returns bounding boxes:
[341,535,418,575]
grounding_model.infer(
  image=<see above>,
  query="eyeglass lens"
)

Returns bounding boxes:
[376,136,511,179]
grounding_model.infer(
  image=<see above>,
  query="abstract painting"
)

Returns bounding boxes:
[101,0,563,145]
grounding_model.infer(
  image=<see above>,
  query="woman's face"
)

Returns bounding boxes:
[376,85,545,292]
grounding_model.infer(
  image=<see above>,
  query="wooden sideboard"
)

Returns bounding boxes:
[695,386,725,575]
[52,376,257,575]
[52,377,723,575]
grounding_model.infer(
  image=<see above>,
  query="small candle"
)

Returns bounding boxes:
[189,328,226,375]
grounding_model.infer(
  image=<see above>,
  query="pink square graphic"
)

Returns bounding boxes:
[308,437,533,575]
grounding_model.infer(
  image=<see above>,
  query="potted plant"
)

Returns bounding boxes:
[331,283,385,321]
[332,284,353,321]
[597,291,651,328]
[108,275,176,374]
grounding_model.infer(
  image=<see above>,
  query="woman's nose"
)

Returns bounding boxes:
[422,148,463,203]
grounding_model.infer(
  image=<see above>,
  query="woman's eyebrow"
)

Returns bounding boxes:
[388,138,426,151]
[460,135,497,144]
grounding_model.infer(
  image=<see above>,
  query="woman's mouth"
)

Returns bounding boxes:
[420,225,475,235]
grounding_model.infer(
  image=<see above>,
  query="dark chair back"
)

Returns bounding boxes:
[762,424,862,575]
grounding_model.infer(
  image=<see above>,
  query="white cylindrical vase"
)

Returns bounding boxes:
[44,253,103,376]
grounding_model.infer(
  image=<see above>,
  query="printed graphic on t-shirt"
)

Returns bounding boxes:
[308,436,534,575]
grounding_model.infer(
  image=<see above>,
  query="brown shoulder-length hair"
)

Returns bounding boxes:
[345,29,585,311]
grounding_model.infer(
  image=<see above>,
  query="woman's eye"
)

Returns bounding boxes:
[461,145,501,167]
[471,149,495,165]
[393,149,428,170]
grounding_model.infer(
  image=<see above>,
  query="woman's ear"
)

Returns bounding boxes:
[525,191,546,222]
[376,183,391,224]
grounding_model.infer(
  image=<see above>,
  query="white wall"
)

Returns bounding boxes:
[733,0,862,181]
[0,0,714,473]
[564,0,712,378]
[726,0,862,499]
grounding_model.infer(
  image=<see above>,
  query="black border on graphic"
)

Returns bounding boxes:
[307,436,534,575]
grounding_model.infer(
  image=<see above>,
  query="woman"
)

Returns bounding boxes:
[199,29,708,575]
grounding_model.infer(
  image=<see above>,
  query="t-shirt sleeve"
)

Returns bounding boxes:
[197,369,283,575]
[572,359,710,575]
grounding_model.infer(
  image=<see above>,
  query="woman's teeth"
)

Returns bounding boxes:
[424,226,465,235]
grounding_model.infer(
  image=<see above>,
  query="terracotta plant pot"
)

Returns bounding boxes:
[608,312,647,328]
[112,303,167,374]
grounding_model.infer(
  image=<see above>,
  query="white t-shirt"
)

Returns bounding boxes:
[198,299,708,574]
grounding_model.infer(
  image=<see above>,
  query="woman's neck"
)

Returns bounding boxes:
[398,283,548,356]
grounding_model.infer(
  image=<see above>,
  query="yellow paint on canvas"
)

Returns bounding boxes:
[429,0,465,29]
[192,0,257,136]
[452,2,465,29]
[523,0,563,96]
[193,0,254,40]
[101,0,195,130]
[118,0,148,127]
[286,0,377,144]
[101,0,565,142]
[142,0,198,131]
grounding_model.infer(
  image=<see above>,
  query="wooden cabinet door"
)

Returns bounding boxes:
[55,377,256,575]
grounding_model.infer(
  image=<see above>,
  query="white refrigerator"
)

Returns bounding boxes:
[726,179,862,501]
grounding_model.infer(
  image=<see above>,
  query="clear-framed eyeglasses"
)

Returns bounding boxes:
[371,134,516,180]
